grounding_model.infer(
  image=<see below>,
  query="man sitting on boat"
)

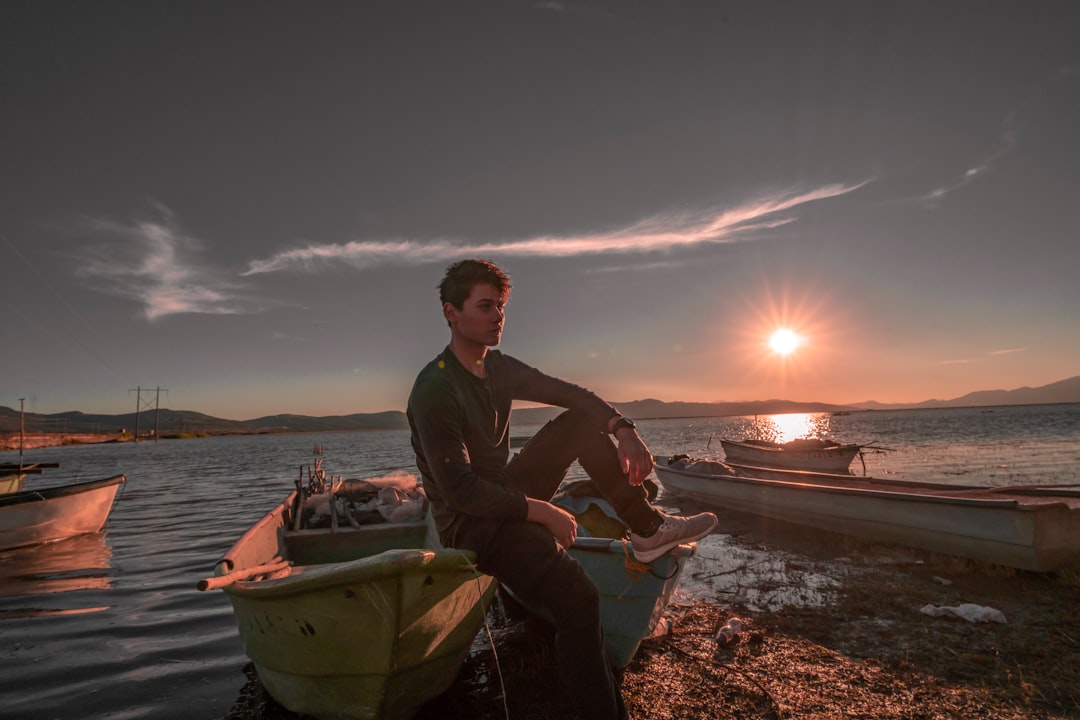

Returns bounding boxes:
[408,258,717,720]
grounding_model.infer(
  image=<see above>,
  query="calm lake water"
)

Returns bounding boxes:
[1,404,1078,720]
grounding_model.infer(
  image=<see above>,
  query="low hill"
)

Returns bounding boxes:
[0,407,408,436]
[855,375,1080,410]
[2,375,1076,437]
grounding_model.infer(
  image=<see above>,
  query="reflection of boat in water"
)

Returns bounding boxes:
[0,531,116,618]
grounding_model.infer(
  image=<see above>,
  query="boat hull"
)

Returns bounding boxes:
[720,439,860,473]
[0,474,22,494]
[214,493,496,720]
[654,460,1080,572]
[0,475,125,550]
[568,537,694,668]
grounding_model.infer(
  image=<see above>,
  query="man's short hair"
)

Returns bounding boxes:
[439,258,512,308]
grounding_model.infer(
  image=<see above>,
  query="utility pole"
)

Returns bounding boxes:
[130,386,167,442]
[18,397,24,470]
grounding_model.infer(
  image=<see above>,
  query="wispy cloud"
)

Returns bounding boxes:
[918,133,1016,206]
[243,182,866,276]
[921,63,1080,207]
[531,1,613,20]
[74,202,259,321]
[937,348,1027,365]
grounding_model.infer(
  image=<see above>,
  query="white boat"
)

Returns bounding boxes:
[0,532,116,612]
[0,475,126,550]
[0,474,21,494]
[720,438,863,473]
[653,456,1080,572]
[0,462,60,494]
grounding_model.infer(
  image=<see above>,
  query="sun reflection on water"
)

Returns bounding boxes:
[744,413,835,443]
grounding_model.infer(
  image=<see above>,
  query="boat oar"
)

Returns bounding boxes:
[196,558,291,591]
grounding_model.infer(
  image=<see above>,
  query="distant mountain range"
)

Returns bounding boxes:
[2,376,1078,436]
[855,375,1080,410]
[0,408,410,436]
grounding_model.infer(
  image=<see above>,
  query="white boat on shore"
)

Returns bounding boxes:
[719,438,865,473]
[653,455,1080,572]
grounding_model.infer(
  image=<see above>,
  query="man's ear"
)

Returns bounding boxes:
[442,302,457,326]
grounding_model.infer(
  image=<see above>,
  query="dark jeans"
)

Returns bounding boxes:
[446,410,656,720]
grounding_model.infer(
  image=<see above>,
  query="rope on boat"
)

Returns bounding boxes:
[456,549,510,720]
[620,539,652,583]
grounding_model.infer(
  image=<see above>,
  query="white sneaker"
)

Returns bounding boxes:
[630,511,718,563]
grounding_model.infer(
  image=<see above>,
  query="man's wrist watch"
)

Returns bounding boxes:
[610,416,636,435]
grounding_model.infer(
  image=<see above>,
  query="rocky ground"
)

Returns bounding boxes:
[224,504,1080,720]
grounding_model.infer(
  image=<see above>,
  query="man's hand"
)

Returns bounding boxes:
[526,498,578,549]
[614,427,653,487]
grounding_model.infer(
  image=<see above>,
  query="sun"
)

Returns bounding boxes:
[768,328,801,356]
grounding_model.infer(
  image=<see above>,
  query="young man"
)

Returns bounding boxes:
[407,258,717,719]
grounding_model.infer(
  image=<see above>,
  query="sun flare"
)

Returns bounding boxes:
[768,328,801,356]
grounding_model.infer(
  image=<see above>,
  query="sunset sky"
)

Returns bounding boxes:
[3,1,1078,419]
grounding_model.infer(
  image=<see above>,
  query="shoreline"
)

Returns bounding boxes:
[227,506,1080,719]
[0,432,131,452]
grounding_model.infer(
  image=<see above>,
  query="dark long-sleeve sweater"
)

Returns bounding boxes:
[407,347,619,535]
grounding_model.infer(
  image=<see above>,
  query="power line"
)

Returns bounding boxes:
[129,386,167,442]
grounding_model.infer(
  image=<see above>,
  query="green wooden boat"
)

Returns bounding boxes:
[203,466,696,717]
[202,486,496,720]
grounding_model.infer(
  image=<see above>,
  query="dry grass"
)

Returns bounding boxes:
[0,432,127,451]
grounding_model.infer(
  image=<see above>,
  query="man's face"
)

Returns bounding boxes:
[446,282,506,347]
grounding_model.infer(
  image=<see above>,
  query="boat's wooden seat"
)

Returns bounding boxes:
[285,520,430,565]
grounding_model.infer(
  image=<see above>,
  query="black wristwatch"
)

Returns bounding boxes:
[610,416,636,435]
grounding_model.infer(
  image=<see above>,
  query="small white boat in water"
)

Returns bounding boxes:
[0,462,60,494]
[719,438,864,473]
[0,474,21,494]
[0,474,126,550]
[654,455,1080,572]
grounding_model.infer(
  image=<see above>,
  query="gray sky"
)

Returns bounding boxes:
[3,1,1078,419]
